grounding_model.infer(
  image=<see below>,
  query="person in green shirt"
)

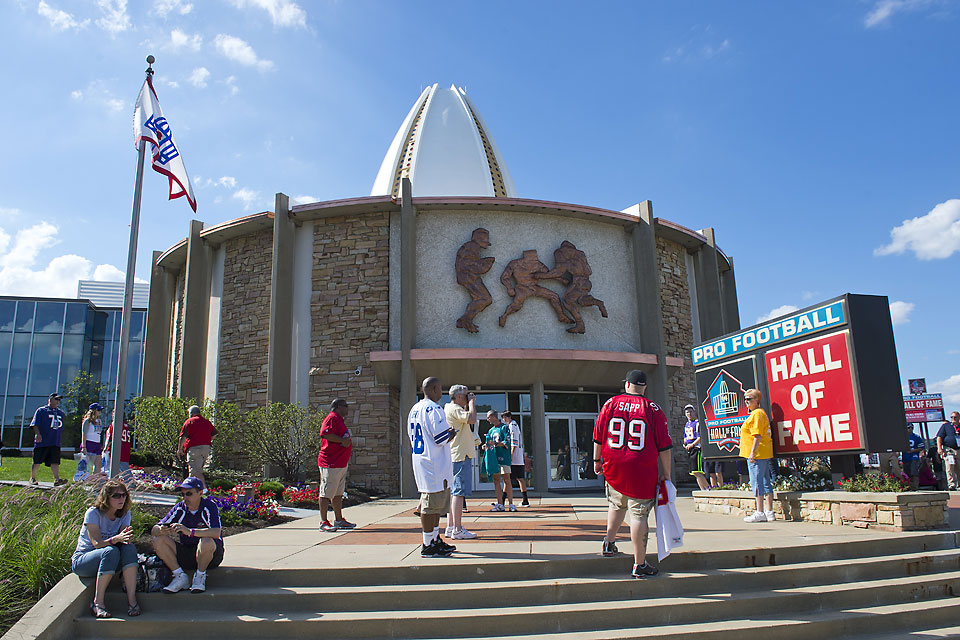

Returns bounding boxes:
[483,411,516,511]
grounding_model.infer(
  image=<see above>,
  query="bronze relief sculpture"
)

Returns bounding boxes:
[454,230,607,334]
[455,228,495,333]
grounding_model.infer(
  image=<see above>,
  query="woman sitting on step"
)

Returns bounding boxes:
[71,479,141,618]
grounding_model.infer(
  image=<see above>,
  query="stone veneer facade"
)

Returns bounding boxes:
[217,231,274,410]
[657,236,698,477]
[309,213,399,494]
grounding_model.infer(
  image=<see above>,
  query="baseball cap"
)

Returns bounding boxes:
[178,477,204,491]
[623,370,647,385]
[88,402,104,411]
[48,392,63,400]
[683,404,696,412]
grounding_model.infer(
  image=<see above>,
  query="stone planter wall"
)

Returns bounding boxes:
[693,489,949,531]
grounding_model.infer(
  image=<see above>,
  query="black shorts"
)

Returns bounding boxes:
[708,460,725,474]
[175,539,224,571]
[510,464,526,479]
[33,446,61,466]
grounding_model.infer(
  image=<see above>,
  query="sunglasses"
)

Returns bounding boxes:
[110,493,127,499]
[181,490,196,497]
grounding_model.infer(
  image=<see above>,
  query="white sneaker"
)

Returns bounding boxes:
[764,511,776,522]
[163,571,191,593]
[743,511,767,523]
[490,504,505,512]
[452,527,478,540]
[445,526,456,537]
[507,504,517,512]
[190,571,206,593]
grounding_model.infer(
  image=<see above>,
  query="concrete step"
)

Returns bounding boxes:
[77,569,960,639]
[102,547,960,613]
[188,530,959,589]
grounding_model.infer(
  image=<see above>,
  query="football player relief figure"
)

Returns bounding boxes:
[498,249,575,328]
[537,241,608,334]
[455,228,495,333]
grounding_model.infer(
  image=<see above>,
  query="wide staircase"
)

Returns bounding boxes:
[81,531,960,639]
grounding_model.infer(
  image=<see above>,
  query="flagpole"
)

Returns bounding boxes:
[109,54,153,478]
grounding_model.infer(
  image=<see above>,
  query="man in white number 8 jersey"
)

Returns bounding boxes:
[408,377,457,558]
[593,369,672,578]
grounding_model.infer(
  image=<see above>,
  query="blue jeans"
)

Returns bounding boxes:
[451,459,473,497]
[72,544,138,577]
[747,458,774,497]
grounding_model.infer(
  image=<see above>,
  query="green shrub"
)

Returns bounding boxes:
[130,502,158,537]
[257,480,285,500]
[840,473,908,493]
[209,479,236,492]
[241,403,323,483]
[0,484,91,635]
[128,450,158,468]
[219,510,244,527]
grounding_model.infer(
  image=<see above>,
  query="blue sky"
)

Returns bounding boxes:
[0,0,957,407]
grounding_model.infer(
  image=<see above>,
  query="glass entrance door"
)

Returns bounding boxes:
[546,413,603,489]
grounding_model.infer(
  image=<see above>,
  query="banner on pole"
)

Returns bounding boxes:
[133,77,197,212]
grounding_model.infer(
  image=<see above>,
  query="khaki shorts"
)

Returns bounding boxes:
[499,465,512,476]
[420,485,451,515]
[186,445,211,477]
[320,465,348,499]
[606,482,654,520]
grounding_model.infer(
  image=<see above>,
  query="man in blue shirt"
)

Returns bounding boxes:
[936,411,960,490]
[29,393,67,486]
[902,424,925,490]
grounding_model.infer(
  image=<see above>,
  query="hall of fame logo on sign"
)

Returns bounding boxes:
[701,370,750,452]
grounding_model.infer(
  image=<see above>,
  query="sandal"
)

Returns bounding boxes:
[127,603,141,617]
[90,602,111,619]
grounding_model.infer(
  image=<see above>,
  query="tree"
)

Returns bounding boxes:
[130,396,193,475]
[202,398,242,470]
[242,403,323,483]
[59,371,107,449]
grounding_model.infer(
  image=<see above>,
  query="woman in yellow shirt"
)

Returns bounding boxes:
[739,388,775,523]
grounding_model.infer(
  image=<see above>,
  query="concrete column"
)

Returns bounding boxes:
[142,250,176,397]
[720,255,741,333]
[398,178,418,497]
[694,227,725,340]
[630,201,669,408]
[178,220,210,400]
[530,380,547,494]
[267,193,294,404]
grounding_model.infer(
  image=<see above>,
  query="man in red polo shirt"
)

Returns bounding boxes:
[318,398,354,532]
[178,405,217,490]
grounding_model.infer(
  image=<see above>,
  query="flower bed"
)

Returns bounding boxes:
[693,488,949,531]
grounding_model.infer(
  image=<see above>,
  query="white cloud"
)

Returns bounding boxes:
[801,291,818,301]
[222,75,239,95]
[156,76,179,89]
[91,264,148,284]
[874,199,960,260]
[70,80,126,114]
[228,0,306,28]
[169,28,202,52]
[218,176,237,188]
[291,195,318,206]
[889,300,915,326]
[214,34,274,71]
[864,0,935,28]
[0,221,135,297]
[756,305,799,324]
[188,67,210,88]
[0,208,21,220]
[232,188,261,210]
[932,373,960,406]
[662,26,731,63]
[151,0,193,18]
[95,0,130,35]
[37,1,90,31]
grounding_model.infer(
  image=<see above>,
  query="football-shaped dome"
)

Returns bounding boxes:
[371,84,517,198]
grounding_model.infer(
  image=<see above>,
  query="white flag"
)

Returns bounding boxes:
[133,77,197,212]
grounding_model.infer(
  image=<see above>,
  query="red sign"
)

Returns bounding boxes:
[765,330,861,454]
[903,394,944,422]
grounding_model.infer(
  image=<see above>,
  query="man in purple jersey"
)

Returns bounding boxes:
[152,477,224,593]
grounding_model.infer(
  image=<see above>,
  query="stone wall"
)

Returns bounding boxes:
[310,212,398,495]
[693,490,949,531]
[171,272,185,397]
[657,236,698,478]
[217,230,273,410]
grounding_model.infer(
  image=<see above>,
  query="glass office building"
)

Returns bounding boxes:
[0,297,146,449]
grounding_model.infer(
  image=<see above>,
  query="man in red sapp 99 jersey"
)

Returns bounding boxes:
[593,369,673,578]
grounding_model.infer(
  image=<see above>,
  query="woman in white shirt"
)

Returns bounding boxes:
[79,403,105,474]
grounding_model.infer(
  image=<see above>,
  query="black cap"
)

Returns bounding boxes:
[623,370,647,385]
[48,393,63,400]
